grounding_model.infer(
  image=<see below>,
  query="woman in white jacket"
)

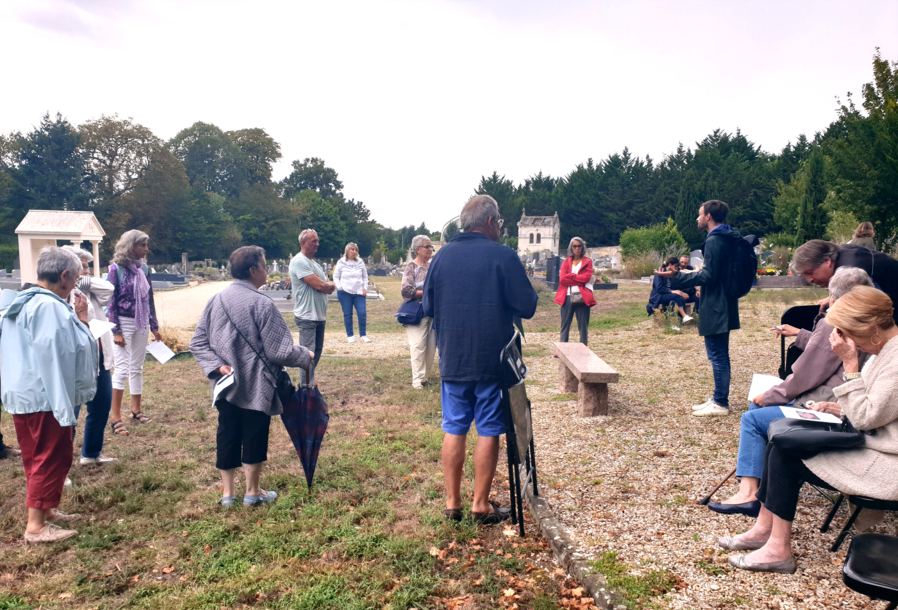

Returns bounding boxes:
[333,243,370,343]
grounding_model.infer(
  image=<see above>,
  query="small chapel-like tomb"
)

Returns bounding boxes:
[15,210,106,284]
[517,209,560,256]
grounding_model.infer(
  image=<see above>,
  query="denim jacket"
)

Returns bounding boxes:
[0,288,98,426]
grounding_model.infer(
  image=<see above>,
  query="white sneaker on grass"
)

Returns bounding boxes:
[360,336,371,343]
[692,398,713,411]
[347,336,356,343]
[64,477,72,487]
[682,315,694,324]
[693,402,730,417]
[80,455,118,465]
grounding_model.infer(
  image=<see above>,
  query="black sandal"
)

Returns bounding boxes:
[130,411,152,424]
[471,501,511,525]
[110,420,130,436]
[442,508,463,522]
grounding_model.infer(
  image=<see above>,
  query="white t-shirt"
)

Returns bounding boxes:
[567,261,582,295]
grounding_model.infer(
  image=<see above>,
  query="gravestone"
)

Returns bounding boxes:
[545,256,561,290]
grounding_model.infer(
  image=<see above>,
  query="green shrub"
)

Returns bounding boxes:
[763,231,797,249]
[826,210,860,244]
[619,218,687,258]
[0,243,18,273]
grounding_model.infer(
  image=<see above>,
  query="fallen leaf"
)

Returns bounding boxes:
[131,574,140,582]
[59,593,73,600]
[473,576,483,586]
[503,588,515,598]
[571,587,584,597]
[429,546,440,557]
[503,529,517,537]
[180,575,188,581]
[203,545,211,555]
[162,566,174,574]
[182,531,189,537]
[437,549,448,560]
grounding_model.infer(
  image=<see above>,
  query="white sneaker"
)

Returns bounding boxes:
[64,477,72,487]
[360,336,371,343]
[692,398,713,411]
[347,336,356,343]
[693,402,730,417]
[80,455,118,465]
[412,382,423,389]
[682,315,694,324]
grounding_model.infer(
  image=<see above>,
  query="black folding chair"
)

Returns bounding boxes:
[500,330,539,537]
[778,305,820,379]
[843,534,898,609]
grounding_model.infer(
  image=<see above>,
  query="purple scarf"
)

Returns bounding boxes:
[127,260,152,329]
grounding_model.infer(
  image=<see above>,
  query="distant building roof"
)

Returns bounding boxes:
[15,210,106,240]
[517,209,559,227]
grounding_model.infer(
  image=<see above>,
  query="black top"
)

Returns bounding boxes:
[835,244,898,324]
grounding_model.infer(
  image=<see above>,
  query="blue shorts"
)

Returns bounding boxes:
[440,380,505,437]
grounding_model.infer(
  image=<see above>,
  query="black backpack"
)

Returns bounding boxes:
[727,236,758,299]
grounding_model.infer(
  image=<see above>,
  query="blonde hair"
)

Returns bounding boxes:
[854,222,875,239]
[344,242,359,259]
[826,286,895,339]
[112,229,149,265]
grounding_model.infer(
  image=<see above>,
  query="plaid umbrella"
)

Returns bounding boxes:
[281,377,329,490]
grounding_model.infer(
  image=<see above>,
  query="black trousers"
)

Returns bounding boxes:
[756,443,836,522]
[560,295,591,346]
[215,400,271,470]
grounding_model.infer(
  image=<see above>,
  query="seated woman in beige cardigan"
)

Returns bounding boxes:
[719,286,898,574]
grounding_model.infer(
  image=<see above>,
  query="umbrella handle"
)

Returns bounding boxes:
[300,364,315,389]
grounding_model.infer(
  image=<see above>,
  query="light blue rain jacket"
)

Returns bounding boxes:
[0,287,98,426]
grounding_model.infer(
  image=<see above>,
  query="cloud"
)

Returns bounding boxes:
[17,0,139,41]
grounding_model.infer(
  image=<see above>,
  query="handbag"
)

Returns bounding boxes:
[395,300,424,325]
[768,416,865,459]
[569,290,584,305]
[218,296,296,407]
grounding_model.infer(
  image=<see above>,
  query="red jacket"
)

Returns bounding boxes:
[554,257,597,307]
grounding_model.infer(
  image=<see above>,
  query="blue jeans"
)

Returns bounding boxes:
[336,291,367,337]
[73,367,113,459]
[736,403,790,479]
[704,332,730,407]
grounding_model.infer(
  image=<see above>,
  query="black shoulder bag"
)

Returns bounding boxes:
[217,295,296,406]
[768,416,866,459]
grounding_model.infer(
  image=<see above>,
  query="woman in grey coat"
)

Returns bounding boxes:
[191,246,312,507]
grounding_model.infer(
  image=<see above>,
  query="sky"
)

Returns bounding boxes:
[1,0,896,232]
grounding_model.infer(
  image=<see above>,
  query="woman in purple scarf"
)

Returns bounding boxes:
[107,230,161,436]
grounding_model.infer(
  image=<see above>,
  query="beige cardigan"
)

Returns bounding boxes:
[805,335,898,500]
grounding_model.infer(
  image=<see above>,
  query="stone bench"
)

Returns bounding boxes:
[554,342,620,416]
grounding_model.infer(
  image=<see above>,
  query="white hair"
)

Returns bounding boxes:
[61,245,94,263]
[37,246,82,283]
[567,236,586,257]
[299,229,318,246]
[460,195,499,231]
[112,229,149,265]
[829,266,874,301]
[410,234,431,254]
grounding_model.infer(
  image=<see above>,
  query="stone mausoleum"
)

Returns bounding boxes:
[517,209,560,256]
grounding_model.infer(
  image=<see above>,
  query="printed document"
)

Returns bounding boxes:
[779,406,842,424]
[146,340,176,365]
[213,373,235,404]
[747,374,783,402]
[88,319,116,340]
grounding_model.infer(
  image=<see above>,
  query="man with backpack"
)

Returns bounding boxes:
[657,200,756,417]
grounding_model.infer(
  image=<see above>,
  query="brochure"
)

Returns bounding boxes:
[779,406,842,425]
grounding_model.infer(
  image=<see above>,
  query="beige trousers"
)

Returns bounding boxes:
[406,316,436,385]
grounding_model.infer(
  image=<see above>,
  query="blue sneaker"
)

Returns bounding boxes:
[243,490,278,506]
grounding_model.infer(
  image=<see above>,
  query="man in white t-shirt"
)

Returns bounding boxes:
[289,230,335,385]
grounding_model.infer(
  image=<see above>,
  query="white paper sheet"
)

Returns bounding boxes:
[213,373,235,404]
[780,406,842,424]
[88,319,116,340]
[415,281,425,288]
[747,373,783,402]
[146,340,176,364]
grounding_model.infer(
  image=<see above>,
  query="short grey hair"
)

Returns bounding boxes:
[790,239,839,274]
[299,229,318,246]
[37,246,82,284]
[112,229,149,265]
[828,266,874,301]
[460,195,499,231]
[61,245,93,263]
[567,236,586,257]
[343,242,359,257]
[410,234,431,254]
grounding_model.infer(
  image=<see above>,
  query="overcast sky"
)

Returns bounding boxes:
[1,0,895,232]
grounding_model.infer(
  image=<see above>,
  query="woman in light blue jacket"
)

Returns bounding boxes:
[0,247,98,544]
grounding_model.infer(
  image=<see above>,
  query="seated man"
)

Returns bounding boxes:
[674,254,700,312]
[707,266,873,516]
[647,257,693,323]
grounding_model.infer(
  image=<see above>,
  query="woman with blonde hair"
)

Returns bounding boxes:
[851,222,876,251]
[333,242,370,343]
[721,286,898,574]
[107,230,162,436]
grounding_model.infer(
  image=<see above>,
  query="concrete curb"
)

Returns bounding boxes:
[523,485,625,610]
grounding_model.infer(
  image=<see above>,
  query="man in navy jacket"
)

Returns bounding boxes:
[423,195,538,524]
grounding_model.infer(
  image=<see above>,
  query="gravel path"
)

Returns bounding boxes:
[524,303,896,609]
[154,281,232,329]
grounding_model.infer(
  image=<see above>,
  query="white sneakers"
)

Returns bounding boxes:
[361,336,371,343]
[80,455,118,465]
[348,336,371,343]
[693,400,730,417]
[682,315,694,324]
[347,336,356,343]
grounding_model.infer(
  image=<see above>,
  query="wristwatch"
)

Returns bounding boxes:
[843,371,862,382]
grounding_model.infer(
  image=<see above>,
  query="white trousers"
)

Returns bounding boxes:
[112,316,149,395]
[406,316,436,385]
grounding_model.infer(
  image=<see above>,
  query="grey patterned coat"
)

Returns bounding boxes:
[191,280,312,416]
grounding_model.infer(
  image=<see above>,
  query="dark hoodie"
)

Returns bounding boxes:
[671,226,743,336]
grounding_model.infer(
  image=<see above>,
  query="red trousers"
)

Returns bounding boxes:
[13,411,73,510]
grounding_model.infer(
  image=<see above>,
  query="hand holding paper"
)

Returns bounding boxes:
[88,319,116,340]
[146,340,176,364]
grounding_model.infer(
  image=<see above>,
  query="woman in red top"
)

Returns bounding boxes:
[554,237,596,345]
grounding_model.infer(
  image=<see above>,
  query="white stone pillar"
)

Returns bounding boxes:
[91,241,101,277]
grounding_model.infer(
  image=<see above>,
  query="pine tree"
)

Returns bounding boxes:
[795,149,828,243]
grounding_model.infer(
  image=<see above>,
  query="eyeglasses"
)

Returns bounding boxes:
[498,218,504,228]
[421,246,434,250]
[571,245,583,249]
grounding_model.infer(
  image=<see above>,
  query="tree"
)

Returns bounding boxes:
[168,122,247,196]
[443,219,460,241]
[12,112,93,215]
[674,169,709,249]
[225,128,281,185]
[293,190,348,258]
[795,149,828,243]
[476,172,518,234]
[280,157,343,200]
[79,115,162,204]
